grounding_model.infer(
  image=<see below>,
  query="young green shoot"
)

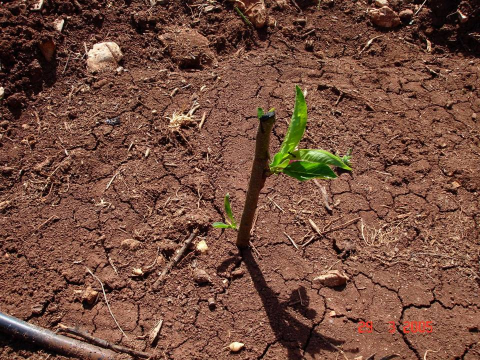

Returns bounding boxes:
[212,193,238,230]
[213,86,352,248]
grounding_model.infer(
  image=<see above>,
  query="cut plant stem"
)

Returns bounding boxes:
[236,112,276,248]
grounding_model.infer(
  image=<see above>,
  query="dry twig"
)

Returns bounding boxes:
[58,324,150,358]
[313,179,332,212]
[303,217,361,247]
[423,350,439,360]
[153,230,198,289]
[86,268,128,338]
[284,232,299,250]
[198,112,207,130]
[358,35,384,56]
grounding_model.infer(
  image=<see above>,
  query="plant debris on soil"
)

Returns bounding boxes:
[0,0,479,359]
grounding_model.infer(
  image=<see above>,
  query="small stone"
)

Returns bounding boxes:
[450,181,461,189]
[472,113,477,120]
[305,39,314,52]
[375,0,389,7]
[457,10,468,23]
[93,79,109,89]
[369,6,401,28]
[193,268,211,284]
[0,87,4,100]
[208,297,216,309]
[39,39,56,62]
[313,270,349,287]
[82,286,98,305]
[121,238,142,250]
[354,356,364,360]
[229,342,245,353]
[329,310,337,317]
[0,200,11,213]
[196,240,209,254]
[132,268,144,276]
[115,66,124,74]
[53,18,65,32]
[231,268,245,278]
[399,9,414,23]
[32,0,44,11]
[87,42,123,72]
[31,303,44,316]
[346,305,352,311]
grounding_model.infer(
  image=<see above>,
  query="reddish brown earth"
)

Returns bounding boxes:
[1,0,479,359]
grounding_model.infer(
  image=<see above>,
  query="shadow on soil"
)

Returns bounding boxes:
[236,248,346,359]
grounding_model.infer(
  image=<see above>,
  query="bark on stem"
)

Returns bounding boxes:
[236,112,276,248]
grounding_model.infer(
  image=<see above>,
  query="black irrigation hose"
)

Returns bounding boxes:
[0,311,117,360]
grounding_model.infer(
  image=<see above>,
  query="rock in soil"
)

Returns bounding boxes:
[231,268,245,278]
[53,18,65,32]
[234,0,267,28]
[399,9,414,23]
[121,238,142,250]
[159,28,216,69]
[82,286,99,305]
[229,342,245,353]
[375,0,389,7]
[313,270,349,287]
[87,42,123,72]
[0,87,4,100]
[193,268,212,284]
[369,6,401,28]
[196,240,209,254]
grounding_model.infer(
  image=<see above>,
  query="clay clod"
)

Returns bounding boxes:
[193,268,212,284]
[369,6,401,28]
[313,270,349,287]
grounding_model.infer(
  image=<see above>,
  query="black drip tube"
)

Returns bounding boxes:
[0,311,117,360]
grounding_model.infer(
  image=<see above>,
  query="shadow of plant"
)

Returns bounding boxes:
[219,249,346,359]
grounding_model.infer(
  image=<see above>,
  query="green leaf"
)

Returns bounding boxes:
[291,149,351,170]
[257,108,264,119]
[212,222,232,229]
[270,86,307,168]
[224,194,237,229]
[283,161,337,181]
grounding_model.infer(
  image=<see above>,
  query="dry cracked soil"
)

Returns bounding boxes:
[0,0,479,359]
